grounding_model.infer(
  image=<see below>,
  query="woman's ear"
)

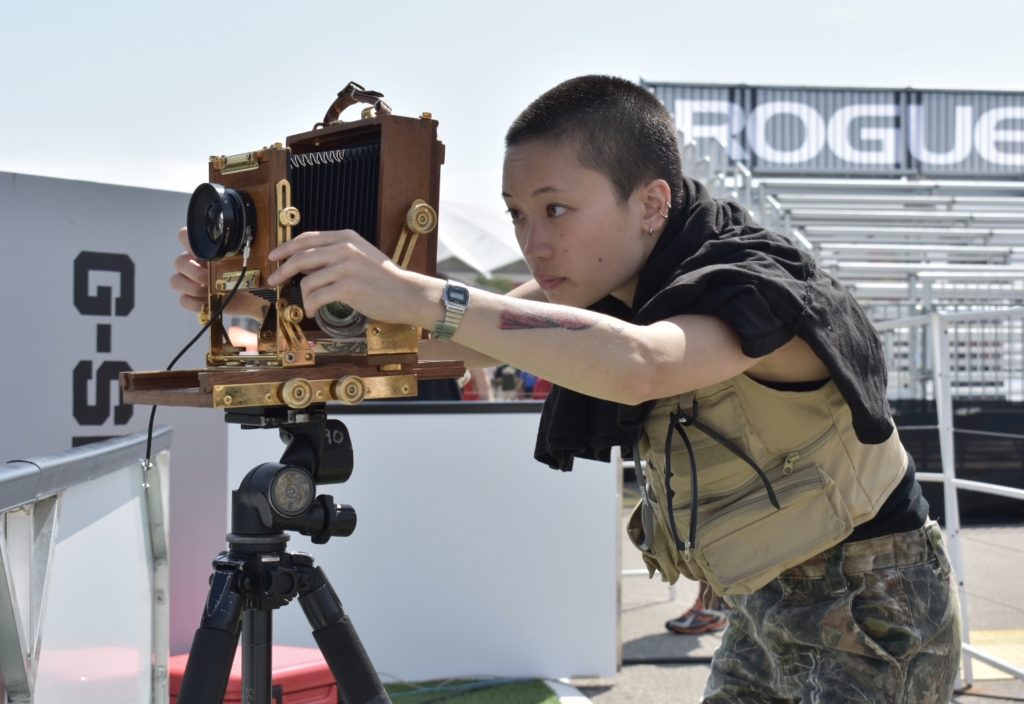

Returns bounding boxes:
[639,179,672,236]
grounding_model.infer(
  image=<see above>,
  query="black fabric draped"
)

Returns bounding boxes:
[534,176,893,471]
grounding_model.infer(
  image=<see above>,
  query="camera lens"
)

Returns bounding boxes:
[315,301,368,338]
[186,183,256,261]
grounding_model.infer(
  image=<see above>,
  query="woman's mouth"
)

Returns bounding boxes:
[537,276,566,291]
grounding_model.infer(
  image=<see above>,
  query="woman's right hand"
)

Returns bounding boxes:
[170,227,209,313]
[169,227,264,319]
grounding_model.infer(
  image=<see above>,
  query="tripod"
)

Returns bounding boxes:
[177,405,392,704]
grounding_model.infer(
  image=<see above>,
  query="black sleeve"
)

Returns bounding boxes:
[636,258,810,360]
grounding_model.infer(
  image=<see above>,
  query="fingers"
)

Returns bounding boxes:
[178,293,205,313]
[297,263,350,316]
[268,230,347,261]
[174,251,208,283]
[175,226,208,287]
[170,270,206,298]
[173,226,210,314]
[267,230,370,287]
[267,229,406,320]
[173,226,270,321]
[267,245,337,286]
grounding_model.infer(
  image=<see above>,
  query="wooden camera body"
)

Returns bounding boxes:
[121,84,464,410]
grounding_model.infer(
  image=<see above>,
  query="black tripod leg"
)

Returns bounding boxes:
[178,567,245,704]
[242,609,274,704]
[297,564,392,704]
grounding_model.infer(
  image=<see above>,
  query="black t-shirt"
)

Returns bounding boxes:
[533,176,927,540]
[536,176,897,471]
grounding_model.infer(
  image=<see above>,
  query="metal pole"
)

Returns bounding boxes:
[929,310,973,687]
[141,454,170,704]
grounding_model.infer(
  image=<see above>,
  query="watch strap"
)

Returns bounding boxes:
[432,280,469,340]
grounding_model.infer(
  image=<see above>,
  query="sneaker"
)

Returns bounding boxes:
[665,608,729,635]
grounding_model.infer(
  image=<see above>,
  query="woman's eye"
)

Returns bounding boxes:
[506,208,522,223]
[547,204,567,217]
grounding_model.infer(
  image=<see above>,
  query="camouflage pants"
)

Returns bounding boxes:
[703,521,961,703]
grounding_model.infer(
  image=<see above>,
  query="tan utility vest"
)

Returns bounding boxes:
[626,372,907,596]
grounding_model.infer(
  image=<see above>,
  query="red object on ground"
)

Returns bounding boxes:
[168,645,337,703]
[531,378,553,400]
[461,377,481,400]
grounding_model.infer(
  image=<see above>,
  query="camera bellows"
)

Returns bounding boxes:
[289,146,380,245]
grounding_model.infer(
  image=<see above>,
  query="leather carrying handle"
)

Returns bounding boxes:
[317,81,392,128]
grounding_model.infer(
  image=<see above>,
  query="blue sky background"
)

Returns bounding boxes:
[2,0,1021,210]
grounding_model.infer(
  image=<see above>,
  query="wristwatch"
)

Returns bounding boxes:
[432,280,470,340]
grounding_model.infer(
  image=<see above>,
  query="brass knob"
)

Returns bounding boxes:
[284,305,304,323]
[279,206,301,227]
[282,378,314,409]
[406,201,437,235]
[334,376,366,405]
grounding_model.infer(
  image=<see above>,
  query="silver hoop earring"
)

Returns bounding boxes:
[648,225,655,237]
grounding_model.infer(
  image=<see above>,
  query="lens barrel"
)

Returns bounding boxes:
[187,183,256,261]
[315,301,368,338]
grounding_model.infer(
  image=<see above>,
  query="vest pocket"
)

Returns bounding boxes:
[652,385,767,500]
[684,464,854,596]
[626,499,683,583]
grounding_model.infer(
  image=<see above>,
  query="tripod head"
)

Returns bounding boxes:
[226,404,356,545]
[179,403,392,704]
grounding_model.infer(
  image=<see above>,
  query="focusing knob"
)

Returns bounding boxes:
[282,378,314,409]
[278,206,301,227]
[334,376,366,405]
[406,201,437,235]
[284,305,304,323]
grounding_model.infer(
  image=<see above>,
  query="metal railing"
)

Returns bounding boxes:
[1,429,171,704]
[876,308,1024,688]
[711,157,1024,398]
[878,307,1024,403]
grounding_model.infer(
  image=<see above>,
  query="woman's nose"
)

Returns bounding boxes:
[520,223,555,260]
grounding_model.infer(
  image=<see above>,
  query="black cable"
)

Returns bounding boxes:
[142,263,250,469]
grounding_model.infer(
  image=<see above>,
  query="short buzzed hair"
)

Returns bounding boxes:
[505,75,685,209]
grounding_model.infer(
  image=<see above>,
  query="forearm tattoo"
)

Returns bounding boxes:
[499,308,596,331]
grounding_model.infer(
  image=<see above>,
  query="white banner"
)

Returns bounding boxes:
[0,171,228,654]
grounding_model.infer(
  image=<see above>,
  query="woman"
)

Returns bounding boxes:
[173,75,961,703]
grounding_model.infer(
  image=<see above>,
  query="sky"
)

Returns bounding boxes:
[2,0,1022,213]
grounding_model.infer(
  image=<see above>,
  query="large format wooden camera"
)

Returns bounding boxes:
[121,83,464,410]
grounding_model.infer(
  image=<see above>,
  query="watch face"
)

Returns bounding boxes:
[448,286,470,306]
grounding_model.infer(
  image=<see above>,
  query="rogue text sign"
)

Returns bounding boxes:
[645,83,1024,177]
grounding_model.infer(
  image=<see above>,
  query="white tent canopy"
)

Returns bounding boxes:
[437,200,524,278]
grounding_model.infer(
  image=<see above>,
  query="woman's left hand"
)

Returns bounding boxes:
[266,230,436,326]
